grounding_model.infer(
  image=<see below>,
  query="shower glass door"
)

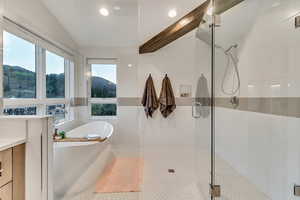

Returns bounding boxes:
[214,0,300,199]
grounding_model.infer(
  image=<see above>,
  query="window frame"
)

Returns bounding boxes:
[3,30,38,99]
[3,104,38,116]
[87,59,118,120]
[2,25,75,124]
[45,49,66,99]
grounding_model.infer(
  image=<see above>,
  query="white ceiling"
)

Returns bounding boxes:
[41,0,139,47]
[215,0,300,48]
[215,0,262,48]
[42,0,289,49]
[41,0,209,48]
[138,0,207,43]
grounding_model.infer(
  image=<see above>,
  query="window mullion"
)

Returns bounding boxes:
[36,46,46,100]
[37,104,45,116]
[88,63,92,99]
[36,46,46,115]
[0,30,3,100]
[65,59,70,99]
[64,59,70,121]
[0,29,3,115]
[41,48,46,100]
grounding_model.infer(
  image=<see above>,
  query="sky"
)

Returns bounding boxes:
[92,64,117,84]
[46,50,64,74]
[4,31,117,82]
[4,31,36,72]
[4,31,64,74]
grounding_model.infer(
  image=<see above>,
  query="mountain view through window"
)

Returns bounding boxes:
[91,64,117,116]
[3,32,67,99]
[3,31,36,98]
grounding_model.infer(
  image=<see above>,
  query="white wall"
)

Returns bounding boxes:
[4,0,78,52]
[78,46,140,150]
[74,0,212,196]
[79,46,139,97]
[76,32,212,188]
[137,30,213,200]
[8,0,299,199]
[213,1,300,199]
[138,31,210,148]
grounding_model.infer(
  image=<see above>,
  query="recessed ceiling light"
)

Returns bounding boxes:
[128,64,133,68]
[168,9,177,18]
[99,8,109,16]
[114,6,121,10]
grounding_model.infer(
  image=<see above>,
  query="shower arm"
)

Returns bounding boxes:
[225,44,238,53]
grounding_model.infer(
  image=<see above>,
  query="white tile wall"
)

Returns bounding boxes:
[71,1,300,200]
[213,1,300,199]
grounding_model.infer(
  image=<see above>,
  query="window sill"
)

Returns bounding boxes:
[90,116,118,121]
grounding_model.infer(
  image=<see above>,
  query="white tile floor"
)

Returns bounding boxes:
[61,147,269,200]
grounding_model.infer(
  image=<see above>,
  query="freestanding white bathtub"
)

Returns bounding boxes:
[53,121,114,200]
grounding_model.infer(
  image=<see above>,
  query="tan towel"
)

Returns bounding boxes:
[159,74,176,118]
[141,74,159,118]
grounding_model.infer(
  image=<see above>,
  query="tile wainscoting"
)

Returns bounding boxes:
[71,97,300,118]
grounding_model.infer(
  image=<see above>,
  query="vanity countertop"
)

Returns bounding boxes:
[0,115,52,151]
[0,138,26,151]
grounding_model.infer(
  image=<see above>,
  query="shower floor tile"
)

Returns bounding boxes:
[90,147,206,200]
[64,147,269,200]
[93,192,139,200]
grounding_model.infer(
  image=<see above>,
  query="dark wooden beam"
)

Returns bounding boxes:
[139,0,245,54]
[139,0,210,54]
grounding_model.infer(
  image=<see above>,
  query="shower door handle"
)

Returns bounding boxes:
[192,102,202,118]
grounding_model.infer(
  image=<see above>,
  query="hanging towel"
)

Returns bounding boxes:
[195,74,210,118]
[159,74,176,118]
[141,74,159,118]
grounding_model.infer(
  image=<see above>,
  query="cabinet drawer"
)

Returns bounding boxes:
[0,149,12,188]
[0,182,12,200]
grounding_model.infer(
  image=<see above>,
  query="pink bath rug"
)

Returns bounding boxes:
[95,157,144,193]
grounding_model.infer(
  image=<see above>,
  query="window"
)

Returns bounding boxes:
[46,51,65,98]
[89,61,117,117]
[91,64,116,98]
[4,106,37,115]
[46,104,66,124]
[91,104,117,116]
[3,31,36,98]
[2,27,74,124]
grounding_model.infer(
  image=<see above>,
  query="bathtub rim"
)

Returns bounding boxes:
[54,121,113,148]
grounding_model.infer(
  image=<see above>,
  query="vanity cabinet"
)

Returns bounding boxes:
[0,116,54,200]
[0,148,12,188]
[0,144,25,200]
[0,182,12,200]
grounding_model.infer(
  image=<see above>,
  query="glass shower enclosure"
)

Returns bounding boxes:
[209,0,300,199]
